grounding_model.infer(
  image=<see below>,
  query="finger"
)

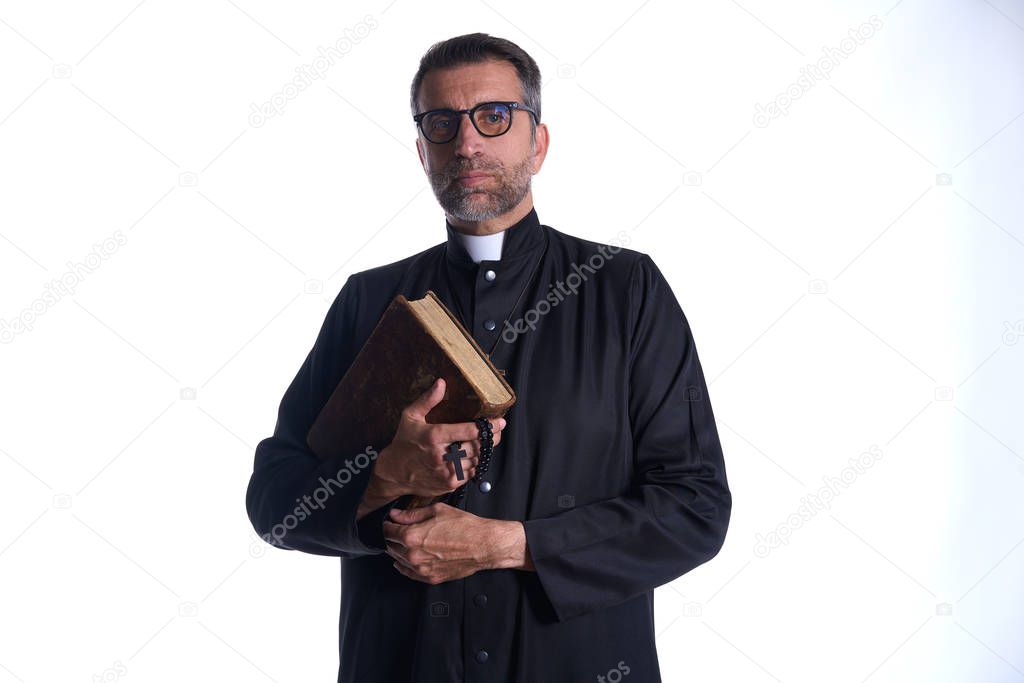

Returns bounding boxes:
[382,520,406,543]
[389,506,435,525]
[432,416,506,445]
[472,419,502,449]
[443,441,476,461]
[404,378,446,421]
[453,439,477,458]
[385,541,409,563]
[472,417,506,443]
[481,417,507,433]
[432,421,483,445]
[449,459,478,487]
[392,561,426,583]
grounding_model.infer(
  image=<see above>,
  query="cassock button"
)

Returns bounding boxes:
[475,650,489,664]
[474,593,488,607]
[483,319,496,331]
[478,480,492,493]
[484,269,496,282]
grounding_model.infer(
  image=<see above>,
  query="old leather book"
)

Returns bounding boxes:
[306,290,516,509]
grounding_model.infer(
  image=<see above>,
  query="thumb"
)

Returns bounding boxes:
[405,377,446,421]
[389,506,435,524]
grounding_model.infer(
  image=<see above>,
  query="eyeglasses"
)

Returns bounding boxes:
[413,101,538,144]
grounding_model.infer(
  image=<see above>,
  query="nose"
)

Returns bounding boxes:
[452,112,485,157]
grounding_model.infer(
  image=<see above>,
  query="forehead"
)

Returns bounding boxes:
[418,59,523,111]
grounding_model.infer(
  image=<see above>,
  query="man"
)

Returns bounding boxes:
[246,32,731,683]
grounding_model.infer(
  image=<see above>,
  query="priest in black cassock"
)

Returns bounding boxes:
[246,32,731,683]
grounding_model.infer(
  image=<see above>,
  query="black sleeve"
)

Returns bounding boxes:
[523,254,732,621]
[245,275,403,558]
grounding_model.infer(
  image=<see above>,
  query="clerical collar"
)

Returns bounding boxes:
[444,207,545,267]
[454,230,504,263]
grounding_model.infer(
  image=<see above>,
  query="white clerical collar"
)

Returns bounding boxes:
[454,230,505,263]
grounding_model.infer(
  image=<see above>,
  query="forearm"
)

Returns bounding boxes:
[247,438,394,558]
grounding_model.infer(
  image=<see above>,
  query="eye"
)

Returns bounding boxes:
[426,112,455,130]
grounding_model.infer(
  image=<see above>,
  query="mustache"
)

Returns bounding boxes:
[426,161,504,188]
[445,163,500,181]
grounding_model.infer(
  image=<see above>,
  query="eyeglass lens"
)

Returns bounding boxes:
[421,104,512,142]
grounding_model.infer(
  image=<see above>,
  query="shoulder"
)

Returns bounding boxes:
[324,242,444,332]
[346,242,445,291]
[541,223,657,285]
[541,223,682,330]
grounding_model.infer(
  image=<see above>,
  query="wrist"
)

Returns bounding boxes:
[356,469,403,520]
[371,447,406,497]
[487,520,534,571]
[370,468,403,501]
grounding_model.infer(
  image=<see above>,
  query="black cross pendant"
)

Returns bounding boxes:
[444,442,467,480]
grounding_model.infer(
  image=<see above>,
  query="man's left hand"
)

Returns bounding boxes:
[383,503,531,584]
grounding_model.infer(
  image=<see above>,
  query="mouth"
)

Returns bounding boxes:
[456,172,491,186]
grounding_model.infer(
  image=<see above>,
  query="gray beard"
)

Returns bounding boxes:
[430,154,534,223]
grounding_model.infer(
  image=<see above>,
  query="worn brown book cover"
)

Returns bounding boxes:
[306,290,515,509]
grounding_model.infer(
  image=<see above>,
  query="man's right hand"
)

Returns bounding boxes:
[371,377,507,501]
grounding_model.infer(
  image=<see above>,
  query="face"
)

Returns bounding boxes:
[415,60,549,230]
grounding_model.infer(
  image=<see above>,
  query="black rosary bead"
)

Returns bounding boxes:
[446,417,498,506]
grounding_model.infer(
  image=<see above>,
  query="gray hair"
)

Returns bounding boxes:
[409,32,542,140]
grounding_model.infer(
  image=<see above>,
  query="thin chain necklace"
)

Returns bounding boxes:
[442,234,548,359]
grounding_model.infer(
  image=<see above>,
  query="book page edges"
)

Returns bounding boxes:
[413,290,516,414]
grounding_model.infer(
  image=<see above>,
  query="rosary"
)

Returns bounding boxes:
[442,417,494,507]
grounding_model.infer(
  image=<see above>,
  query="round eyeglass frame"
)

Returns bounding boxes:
[413,101,539,144]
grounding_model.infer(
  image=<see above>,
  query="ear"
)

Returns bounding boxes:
[530,122,550,174]
[416,137,426,172]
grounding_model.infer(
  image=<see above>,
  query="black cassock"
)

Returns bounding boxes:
[246,207,732,683]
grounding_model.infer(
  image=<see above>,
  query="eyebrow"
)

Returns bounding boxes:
[423,98,513,111]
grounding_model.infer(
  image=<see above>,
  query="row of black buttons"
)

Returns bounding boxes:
[482,268,498,331]
[465,266,498,669]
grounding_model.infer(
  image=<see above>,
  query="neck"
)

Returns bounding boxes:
[446,192,534,236]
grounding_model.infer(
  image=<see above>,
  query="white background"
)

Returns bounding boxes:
[1,1,1022,681]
